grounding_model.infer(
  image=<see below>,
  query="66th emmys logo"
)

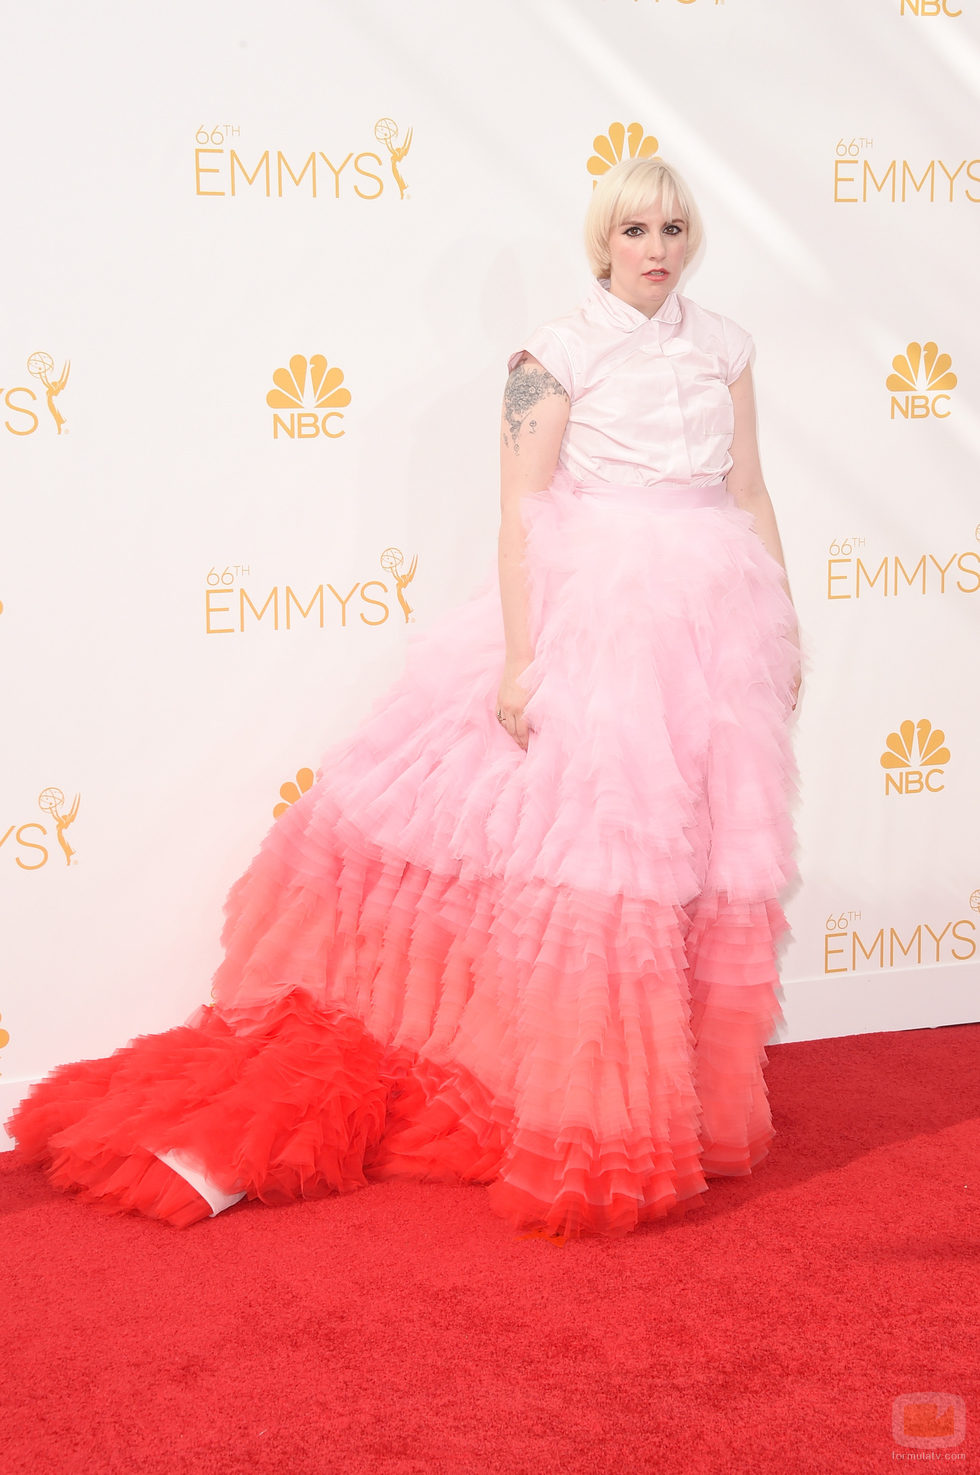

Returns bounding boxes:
[880,719,949,795]
[205,548,418,633]
[587,124,659,186]
[2,351,70,436]
[824,901,976,975]
[195,118,412,200]
[0,786,80,871]
[267,354,351,440]
[825,531,980,600]
[887,341,957,419]
[834,139,979,204]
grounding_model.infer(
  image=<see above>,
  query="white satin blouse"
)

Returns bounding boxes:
[510,279,753,488]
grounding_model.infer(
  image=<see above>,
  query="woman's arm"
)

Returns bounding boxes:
[727,364,802,706]
[496,354,570,748]
[727,366,790,577]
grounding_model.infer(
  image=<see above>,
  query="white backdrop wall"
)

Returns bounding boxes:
[2,0,978,1138]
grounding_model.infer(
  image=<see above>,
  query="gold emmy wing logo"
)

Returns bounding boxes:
[381,547,417,623]
[28,351,70,433]
[587,124,660,186]
[3,351,70,436]
[880,719,950,795]
[39,786,81,864]
[266,354,351,440]
[971,890,980,913]
[374,117,412,199]
[887,341,957,420]
[273,767,315,819]
[1,785,80,870]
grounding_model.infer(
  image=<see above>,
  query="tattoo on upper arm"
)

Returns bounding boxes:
[503,364,568,454]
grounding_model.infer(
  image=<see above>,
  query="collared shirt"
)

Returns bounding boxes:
[510,279,753,488]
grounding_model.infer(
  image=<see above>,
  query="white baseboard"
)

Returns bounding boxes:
[776,962,980,1043]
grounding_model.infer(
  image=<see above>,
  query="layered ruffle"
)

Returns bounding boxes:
[8,992,391,1227]
[8,475,797,1238]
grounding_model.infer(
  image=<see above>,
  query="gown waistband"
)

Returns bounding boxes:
[572,477,731,511]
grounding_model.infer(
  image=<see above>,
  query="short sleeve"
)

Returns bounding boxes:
[723,318,754,385]
[507,325,574,397]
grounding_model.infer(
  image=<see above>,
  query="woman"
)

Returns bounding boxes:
[9,157,799,1241]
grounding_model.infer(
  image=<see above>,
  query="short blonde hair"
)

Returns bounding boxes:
[584,156,704,278]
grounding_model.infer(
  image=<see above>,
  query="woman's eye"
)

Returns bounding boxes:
[623,225,644,237]
[663,224,682,236]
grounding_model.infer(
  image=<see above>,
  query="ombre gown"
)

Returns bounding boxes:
[9,282,798,1240]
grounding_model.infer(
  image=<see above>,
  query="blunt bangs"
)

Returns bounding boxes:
[584,157,704,278]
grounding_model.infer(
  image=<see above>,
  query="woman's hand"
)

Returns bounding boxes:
[496,665,531,750]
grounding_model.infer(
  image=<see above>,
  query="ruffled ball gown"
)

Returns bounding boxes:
[8,284,798,1240]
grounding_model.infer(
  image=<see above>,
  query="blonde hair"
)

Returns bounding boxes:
[584,156,704,278]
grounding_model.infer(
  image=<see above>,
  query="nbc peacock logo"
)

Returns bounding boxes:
[267,354,351,440]
[887,341,957,420]
[272,767,315,819]
[899,1,964,16]
[587,124,660,187]
[880,719,950,795]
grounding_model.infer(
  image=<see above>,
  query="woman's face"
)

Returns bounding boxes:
[606,202,688,317]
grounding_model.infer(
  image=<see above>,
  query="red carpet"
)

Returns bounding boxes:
[2,1023,977,1475]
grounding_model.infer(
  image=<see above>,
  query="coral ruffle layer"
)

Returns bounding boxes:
[10,876,784,1238]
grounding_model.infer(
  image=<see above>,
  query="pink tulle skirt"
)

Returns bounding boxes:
[8,473,798,1239]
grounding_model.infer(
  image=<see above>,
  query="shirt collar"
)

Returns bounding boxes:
[588,277,683,333]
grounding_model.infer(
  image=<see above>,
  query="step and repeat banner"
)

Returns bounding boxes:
[2,0,978,1132]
